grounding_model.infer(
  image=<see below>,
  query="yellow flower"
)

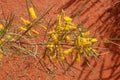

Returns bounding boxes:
[21,17,31,25]
[31,29,39,34]
[59,47,66,61]
[76,36,81,46]
[50,52,56,59]
[76,36,97,47]
[76,34,98,54]
[29,7,37,19]
[59,47,65,60]
[65,36,70,41]
[0,39,5,45]
[63,47,74,55]
[81,38,91,45]
[90,38,98,43]
[64,25,76,30]
[51,34,58,42]
[47,43,55,51]
[0,24,3,31]
[82,31,90,37]
[60,53,65,60]
[76,53,80,63]
[64,16,72,22]
[19,26,27,31]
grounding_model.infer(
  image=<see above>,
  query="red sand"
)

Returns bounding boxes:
[0,0,120,80]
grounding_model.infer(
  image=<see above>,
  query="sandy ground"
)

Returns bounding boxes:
[0,0,120,80]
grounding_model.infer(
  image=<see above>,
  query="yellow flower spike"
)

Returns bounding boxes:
[19,26,27,31]
[47,43,55,51]
[64,16,72,22]
[82,31,90,37]
[76,36,81,46]
[76,37,95,46]
[60,53,65,61]
[81,38,91,45]
[70,25,76,29]
[90,38,98,43]
[58,47,66,61]
[29,7,37,19]
[0,24,3,31]
[10,38,15,41]
[31,29,39,34]
[63,47,74,55]
[0,39,5,45]
[82,38,87,42]
[21,17,31,25]
[76,53,80,63]
[65,36,70,41]
[79,46,84,53]
[51,34,58,42]
[50,52,56,59]
[65,25,76,30]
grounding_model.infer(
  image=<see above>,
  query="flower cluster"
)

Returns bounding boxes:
[45,12,99,63]
[0,7,99,64]
[19,7,39,37]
